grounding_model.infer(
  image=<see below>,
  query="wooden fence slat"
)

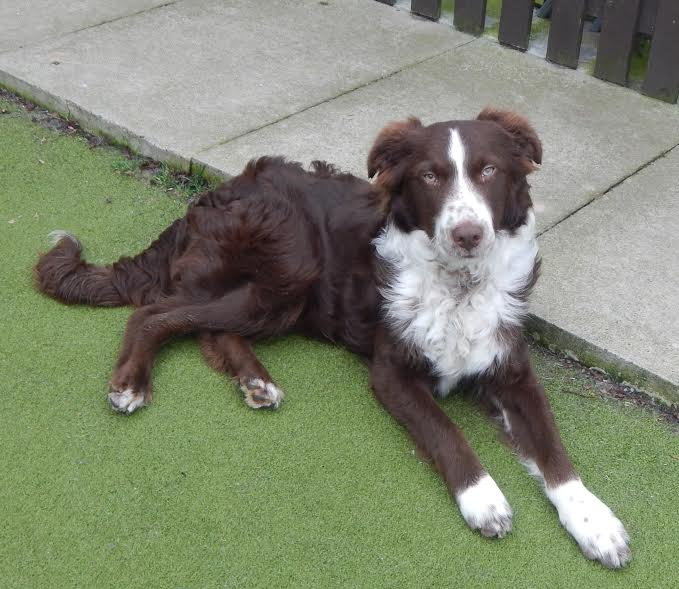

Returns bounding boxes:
[642,0,679,103]
[594,0,642,86]
[498,0,534,52]
[546,0,587,68]
[411,0,442,21]
[586,0,657,35]
[635,0,658,36]
[454,0,487,36]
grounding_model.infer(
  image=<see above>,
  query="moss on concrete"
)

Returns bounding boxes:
[527,316,679,407]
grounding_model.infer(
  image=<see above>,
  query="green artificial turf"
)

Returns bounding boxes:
[2,98,679,588]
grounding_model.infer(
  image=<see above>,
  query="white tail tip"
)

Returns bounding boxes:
[47,230,81,248]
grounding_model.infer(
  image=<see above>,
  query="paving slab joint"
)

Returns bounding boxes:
[538,142,679,237]
[194,39,480,156]
[0,1,183,56]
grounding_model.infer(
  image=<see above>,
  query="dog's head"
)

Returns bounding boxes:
[368,108,541,263]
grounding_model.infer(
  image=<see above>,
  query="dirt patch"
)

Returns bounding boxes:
[531,342,679,432]
[1,87,105,147]
[0,87,216,198]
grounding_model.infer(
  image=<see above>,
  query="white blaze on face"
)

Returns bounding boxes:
[435,129,495,257]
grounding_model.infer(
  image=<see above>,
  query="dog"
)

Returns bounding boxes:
[35,108,630,568]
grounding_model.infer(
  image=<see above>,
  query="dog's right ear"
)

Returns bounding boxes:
[367,117,422,190]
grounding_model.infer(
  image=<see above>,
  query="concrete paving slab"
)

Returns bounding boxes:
[1,1,676,402]
[0,0,171,53]
[0,0,469,163]
[531,146,679,404]
[196,39,679,234]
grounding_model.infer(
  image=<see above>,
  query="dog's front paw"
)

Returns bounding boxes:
[108,387,147,414]
[239,377,284,409]
[456,473,513,538]
[547,479,630,568]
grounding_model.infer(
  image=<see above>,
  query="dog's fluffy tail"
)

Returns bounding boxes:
[35,221,185,307]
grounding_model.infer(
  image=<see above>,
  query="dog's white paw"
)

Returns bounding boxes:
[239,378,284,409]
[456,473,513,538]
[547,479,630,568]
[108,388,146,414]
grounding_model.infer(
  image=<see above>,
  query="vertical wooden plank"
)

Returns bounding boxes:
[498,0,534,52]
[411,0,442,21]
[637,0,658,36]
[643,0,679,103]
[586,0,604,16]
[587,0,659,35]
[594,0,642,86]
[546,0,587,68]
[454,0,487,36]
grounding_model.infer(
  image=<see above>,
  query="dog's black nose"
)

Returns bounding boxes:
[451,222,483,251]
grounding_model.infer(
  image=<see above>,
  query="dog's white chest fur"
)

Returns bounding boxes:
[374,213,538,395]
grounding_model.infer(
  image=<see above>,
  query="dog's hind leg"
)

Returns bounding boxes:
[200,332,284,409]
[108,284,301,414]
[107,301,173,413]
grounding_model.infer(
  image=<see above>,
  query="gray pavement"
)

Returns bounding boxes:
[1,0,677,402]
[0,1,170,53]
[195,40,679,234]
[531,146,679,402]
[0,0,465,163]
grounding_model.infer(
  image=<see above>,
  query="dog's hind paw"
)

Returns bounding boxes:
[239,377,284,409]
[108,387,146,414]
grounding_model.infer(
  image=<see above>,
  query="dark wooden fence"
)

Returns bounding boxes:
[376,0,679,103]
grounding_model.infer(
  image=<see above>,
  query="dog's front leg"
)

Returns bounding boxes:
[484,342,631,568]
[370,326,512,538]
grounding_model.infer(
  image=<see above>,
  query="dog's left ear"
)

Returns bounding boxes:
[367,117,422,189]
[477,107,542,173]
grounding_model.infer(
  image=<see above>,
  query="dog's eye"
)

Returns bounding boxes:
[422,172,437,184]
[481,165,496,178]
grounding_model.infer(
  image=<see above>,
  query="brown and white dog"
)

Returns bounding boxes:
[35,108,630,568]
